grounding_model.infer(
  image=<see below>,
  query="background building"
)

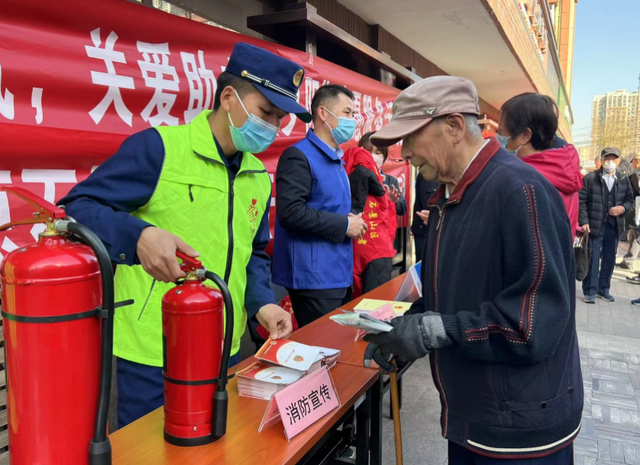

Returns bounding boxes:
[590,86,640,157]
[577,144,594,167]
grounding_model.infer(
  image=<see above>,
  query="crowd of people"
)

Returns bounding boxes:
[57,40,633,463]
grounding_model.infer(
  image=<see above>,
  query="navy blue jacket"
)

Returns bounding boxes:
[413,138,582,458]
[273,130,353,290]
[59,128,275,318]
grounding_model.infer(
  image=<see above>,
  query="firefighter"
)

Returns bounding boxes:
[59,42,310,427]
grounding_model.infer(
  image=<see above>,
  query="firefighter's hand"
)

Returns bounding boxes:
[137,227,199,283]
[256,304,293,339]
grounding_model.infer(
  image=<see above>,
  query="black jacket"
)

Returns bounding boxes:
[349,166,385,214]
[411,173,439,238]
[412,139,582,458]
[579,168,634,237]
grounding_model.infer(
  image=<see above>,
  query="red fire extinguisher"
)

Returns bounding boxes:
[0,187,115,465]
[163,251,234,446]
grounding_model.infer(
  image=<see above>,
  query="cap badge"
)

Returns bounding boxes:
[426,107,437,116]
[293,69,304,88]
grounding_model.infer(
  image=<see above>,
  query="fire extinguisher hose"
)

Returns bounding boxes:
[203,270,234,438]
[63,221,114,465]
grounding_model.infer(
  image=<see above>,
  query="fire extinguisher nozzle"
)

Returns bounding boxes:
[54,219,71,233]
[88,438,112,465]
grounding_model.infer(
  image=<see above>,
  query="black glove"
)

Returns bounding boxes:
[363,313,452,372]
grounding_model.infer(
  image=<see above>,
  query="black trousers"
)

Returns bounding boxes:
[582,221,618,296]
[362,257,393,294]
[448,441,573,464]
[287,288,346,328]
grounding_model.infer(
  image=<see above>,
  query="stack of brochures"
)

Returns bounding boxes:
[237,339,340,400]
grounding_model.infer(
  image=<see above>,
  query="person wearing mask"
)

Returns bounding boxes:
[343,141,396,297]
[360,131,408,217]
[497,93,582,238]
[411,173,439,261]
[363,76,581,464]
[273,85,366,327]
[59,43,300,427]
[579,147,634,303]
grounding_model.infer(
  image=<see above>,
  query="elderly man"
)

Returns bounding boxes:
[364,76,582,464]
[580,148,633,303]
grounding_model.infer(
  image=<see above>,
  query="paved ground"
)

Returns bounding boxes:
[380,248,640,464]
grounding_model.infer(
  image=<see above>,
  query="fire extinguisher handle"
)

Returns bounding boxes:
[176,251,202,272]
[0,186,66,231]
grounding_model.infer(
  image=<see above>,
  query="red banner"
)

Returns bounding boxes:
[0,0,409,255]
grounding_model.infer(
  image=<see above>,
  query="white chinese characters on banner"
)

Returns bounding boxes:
[0,60,15,120]
[86,28,136,126]
[138,41,180,126]
[0,171,12,227]
[0,171,17,255]
[31,88,44,125]
[181,50,217,124]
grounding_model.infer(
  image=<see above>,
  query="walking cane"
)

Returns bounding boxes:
[390,358,404,465]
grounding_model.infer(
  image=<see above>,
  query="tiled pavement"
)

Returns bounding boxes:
[381,250,640,464]
[573,256,640,465]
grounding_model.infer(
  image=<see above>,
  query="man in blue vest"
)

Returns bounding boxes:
[59,42,308,428]
[273,85,367,327]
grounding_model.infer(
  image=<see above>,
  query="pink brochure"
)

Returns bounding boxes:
[355,302,396,341]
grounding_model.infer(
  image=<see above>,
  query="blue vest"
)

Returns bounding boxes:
[273,131,353,290]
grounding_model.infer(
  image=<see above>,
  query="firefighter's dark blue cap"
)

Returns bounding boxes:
[226,42,311,123]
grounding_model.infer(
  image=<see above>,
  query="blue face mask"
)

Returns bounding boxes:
[228,89,279,154]
[496,134,510,149]
[323,107,356,145]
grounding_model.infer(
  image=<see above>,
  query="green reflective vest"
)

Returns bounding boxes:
[113,111,271,367]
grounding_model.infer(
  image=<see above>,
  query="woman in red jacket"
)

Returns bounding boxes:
[343,142,396,297]
[497,93,582,238]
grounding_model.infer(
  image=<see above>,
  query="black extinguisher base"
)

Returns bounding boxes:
[164,430,219,447]
[89,438,112,465]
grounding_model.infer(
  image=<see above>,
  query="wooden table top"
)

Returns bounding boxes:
[111,362,379,465]
[110,275,405,465]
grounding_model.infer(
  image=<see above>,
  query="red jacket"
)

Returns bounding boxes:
[343,147,396,296]
[521,144,582,237]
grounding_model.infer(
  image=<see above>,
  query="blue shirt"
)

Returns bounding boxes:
[59,128,275,318]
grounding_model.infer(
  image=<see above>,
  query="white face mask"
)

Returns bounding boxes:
[372,153,385,170]
[604,160,617,174]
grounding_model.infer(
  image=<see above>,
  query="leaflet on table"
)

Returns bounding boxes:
[237,362,307,400]
[256,339,322,372]
[353,299,412,315]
